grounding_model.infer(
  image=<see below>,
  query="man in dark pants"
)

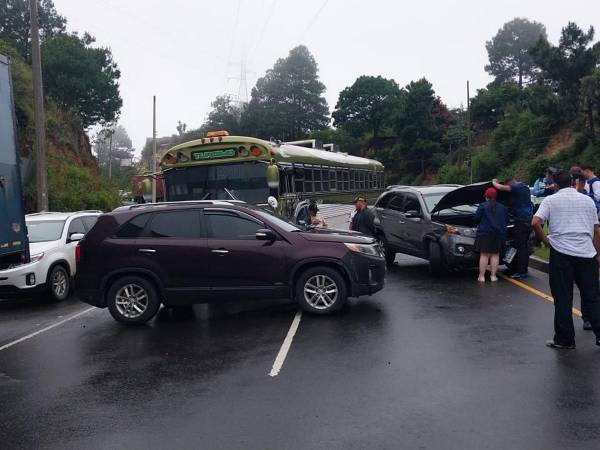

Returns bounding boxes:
[532,170,600,349]
[492,177,533,278]
[350,196,375,236]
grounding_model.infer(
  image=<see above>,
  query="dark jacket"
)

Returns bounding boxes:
[351,207,375,236]
[475,201,508,237]
[509,182,533,223]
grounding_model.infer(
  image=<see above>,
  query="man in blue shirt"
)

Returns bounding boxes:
[532,168,556,198]
[493,176,534,278]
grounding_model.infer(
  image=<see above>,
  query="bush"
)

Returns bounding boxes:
[47,155,119,212]
[437,164,470,184]
[491,111,554,165]
[472,146,500,182]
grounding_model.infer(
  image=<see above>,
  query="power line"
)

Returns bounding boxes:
[298,0,330,42]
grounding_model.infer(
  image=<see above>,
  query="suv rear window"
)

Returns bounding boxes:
[116,214,151,238]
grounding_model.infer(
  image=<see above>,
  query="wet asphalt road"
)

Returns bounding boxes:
[2,253,600,450]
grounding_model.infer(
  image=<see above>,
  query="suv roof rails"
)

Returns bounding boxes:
[76,210,103,214]
[125,200,247,211]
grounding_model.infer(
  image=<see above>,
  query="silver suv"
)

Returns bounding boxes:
[373,183,530,274]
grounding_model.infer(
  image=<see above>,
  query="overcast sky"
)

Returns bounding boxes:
[53,0,599,153]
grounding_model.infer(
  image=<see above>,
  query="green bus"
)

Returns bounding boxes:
[159,131,385,217]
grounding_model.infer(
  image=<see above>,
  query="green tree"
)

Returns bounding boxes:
[530,22,600,116]
[393,78,453,176]
[204,95,244,134]
[580,69,600,140]
[93,124,134,168]
[0,0,66,60]
[244,45,329,140]
[485,18,547,88]
[332,75,400,139]
[42,33,122,127]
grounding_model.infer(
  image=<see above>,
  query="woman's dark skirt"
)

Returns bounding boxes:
[474,233,503,254]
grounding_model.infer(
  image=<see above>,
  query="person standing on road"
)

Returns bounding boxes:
[350,196,375,236]
[581,165,600,216]
[308,203,327,229]
[492,177,533,279]
[474,188,508,283]
[532,170,600,349]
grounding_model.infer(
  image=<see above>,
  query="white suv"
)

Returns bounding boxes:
[0,211,102,301]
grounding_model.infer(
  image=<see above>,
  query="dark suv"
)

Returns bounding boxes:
[373,183,533,274]
[75,201,385,324]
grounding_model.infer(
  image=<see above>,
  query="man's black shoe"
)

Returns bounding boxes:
[583,320,593,331]
[545,340,576,349]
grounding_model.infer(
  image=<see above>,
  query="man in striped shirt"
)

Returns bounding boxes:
[532,170,600,349]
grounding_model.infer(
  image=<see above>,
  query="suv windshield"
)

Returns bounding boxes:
[250,208,301,232]
[26,220,65,242]
[423,193,478,215]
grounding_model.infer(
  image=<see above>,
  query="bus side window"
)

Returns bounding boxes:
[314,168,322,192]
[304,168,313,193]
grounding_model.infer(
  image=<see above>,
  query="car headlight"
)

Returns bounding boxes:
[344,243,382,257]
[30,252,44,263]
[460,228,477,238]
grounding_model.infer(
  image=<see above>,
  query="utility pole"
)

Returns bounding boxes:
[30,0,48,211]
[108,128,114,179]
[152,95,157,203]
[467,80,472,184]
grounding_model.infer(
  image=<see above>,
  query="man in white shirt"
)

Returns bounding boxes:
[532,170,600,349]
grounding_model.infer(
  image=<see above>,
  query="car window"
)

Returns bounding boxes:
[26,220,65,243]
[81,216,98,231]
[148,210,201,238]
[67,218,86,237]
[403,195,422,214]
[387,194,405,212]
[376,194,391,208]
[116,214,151,238]
[206,211,263,240]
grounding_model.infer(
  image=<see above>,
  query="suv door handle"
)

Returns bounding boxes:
[398,220,405,224]
[138,248,156,254]
[211,249,229,255]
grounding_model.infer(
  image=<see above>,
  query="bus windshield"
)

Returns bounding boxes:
[164,163,269,204]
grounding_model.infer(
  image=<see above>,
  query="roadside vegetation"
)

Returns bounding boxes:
[0,0,122,212]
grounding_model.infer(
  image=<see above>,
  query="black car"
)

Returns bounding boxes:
[75,201,386,324]
[373,183,534,274]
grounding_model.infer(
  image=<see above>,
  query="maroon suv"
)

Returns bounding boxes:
[75,201,386,324]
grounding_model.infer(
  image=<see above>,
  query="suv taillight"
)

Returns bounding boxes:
[75,244,81,263]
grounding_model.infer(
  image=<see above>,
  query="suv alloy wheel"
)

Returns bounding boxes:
[296,266,347,314]
[107,276,161,324]
[49,265,70,301]
[376,234,396,267]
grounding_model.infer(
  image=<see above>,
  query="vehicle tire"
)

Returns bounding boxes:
[428,241,449,276]
[106,276,161,324]
[296,266,347,315]
[48,265,70,302]
[377,234,396,267]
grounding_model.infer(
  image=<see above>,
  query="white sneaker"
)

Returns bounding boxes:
[477,276,486,282]
[490,276,498,282]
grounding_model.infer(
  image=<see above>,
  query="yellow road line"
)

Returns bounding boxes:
[498,274,582,318]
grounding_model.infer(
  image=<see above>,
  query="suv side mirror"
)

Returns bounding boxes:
[405,210,421,219]
[69,233,85,242]
[256,229,277,242]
